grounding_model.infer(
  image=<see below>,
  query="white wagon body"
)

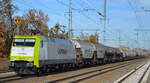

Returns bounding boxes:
[72,40,96,59]
[95,44,106,59]
[126,49,135,57]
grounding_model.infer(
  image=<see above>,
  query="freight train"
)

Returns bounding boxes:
[9,35,144,75]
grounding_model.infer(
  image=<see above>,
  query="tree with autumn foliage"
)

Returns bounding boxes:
[0,0,17,58]
[0,22,6,58]
[88,32,99,43]
[14,10,69,39]
[78,32,99,44]
[13,9,49,36]
[0,8,50,57]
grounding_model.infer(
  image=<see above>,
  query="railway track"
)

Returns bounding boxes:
[0,75,21,83]
[114,61,150,83]
[0,72,22,83]
[46,59,144,83]
[0,70,12,73]
[0,72,33,83]
[0,59,146,83]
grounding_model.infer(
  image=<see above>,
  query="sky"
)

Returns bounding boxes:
[12,0,150,49]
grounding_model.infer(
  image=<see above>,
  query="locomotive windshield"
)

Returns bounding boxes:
[13,39,35,47]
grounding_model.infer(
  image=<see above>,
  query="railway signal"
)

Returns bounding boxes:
[13,18,22,27]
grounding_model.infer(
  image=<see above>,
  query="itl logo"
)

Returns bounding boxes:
[58,49,67,54]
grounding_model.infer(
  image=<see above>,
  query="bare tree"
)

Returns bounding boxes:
[24,9,49,36]
[0,0,16,57]
[49,23,69,39]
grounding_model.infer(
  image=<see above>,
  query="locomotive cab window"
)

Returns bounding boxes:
[13,39,35,47]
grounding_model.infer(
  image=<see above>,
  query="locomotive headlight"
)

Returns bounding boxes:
[28,57,33,60]
[11,57,16,60]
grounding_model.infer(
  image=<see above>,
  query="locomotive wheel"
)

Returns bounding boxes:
[36,69,42,76]
[16,68,24,76]
[103,56,107,64]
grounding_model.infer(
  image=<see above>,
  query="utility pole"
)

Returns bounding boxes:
[103,0,107,44]
[67,0,105,40]
[135,31,139,48]
[68,0,72,39]
[143,32,148,48]
[135,29,150,48]
[136,31,139,44]
[118,30,121,46]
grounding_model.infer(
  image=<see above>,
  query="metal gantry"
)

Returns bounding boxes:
[68,0,72,40]
[135,29,150,48]
[67,0,107,41]
[103,0,107,44]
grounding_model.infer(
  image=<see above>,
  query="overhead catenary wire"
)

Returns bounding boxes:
[14,0,65,18]
[56,1,100,27]
[13,0,145,48]
[126,0,150,48]
[56,0,102,27]
[126,0,143,28]
[81,0,99,13]
[74,0,113,44]
[13,0,68,27]
[57,0,100,25]
[56,0,68,7]
[78,12,99,25]
[55,0,102,38]
[79,0,107,44]
[75,0,138,47]
[106,23,137,47]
